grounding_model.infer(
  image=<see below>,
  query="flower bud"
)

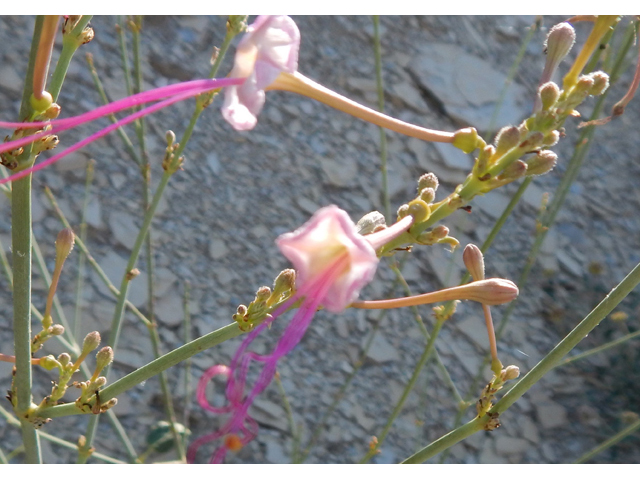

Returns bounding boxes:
[539,82,561,111]
[58,352,71,367]
[165,130,176,147]
[494,126,521,156]
[79,27,94,45]
[49,324,65,336]
[407,199,431,223]
[588,71,609,96]
[30,91,53,114]
[82,331,101,355]
[542,130,560,147]
[39,355,59,371]
[397,204,410,220]
[356,211,386,235]
[55,228,76,263]
[93,376,107,388]
[431,225,449,239]
[417,172,439,192]
[452,127,480,154]
[526,150,557,176]
[461,278,519,305]
[255,286,271,303]
[498,160,527,182]
[543,22,576,72]
[463,244,485,281]
[227,15,248,35]
[501,365,520,381]
[95,347,114,372]
[519,132,544,150]
[419,187,436,204]
[236,304,248,316]
[272,269,296,294]
[44,103,61,120]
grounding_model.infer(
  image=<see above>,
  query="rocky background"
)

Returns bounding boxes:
[0,15,639,464]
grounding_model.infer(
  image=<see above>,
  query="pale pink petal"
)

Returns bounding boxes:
[276,205,379,313]
[222,15,300,131]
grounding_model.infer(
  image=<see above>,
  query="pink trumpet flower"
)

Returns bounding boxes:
[0,77,244,185]
[221,15,300,130]
[188,206,414,463]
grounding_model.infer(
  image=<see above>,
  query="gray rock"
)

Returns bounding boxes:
[409,43,529,131]
[109,211,139,250]
[365,334,400,364]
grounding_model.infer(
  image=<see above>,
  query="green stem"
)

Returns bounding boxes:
[559,328,640,366]
[49,16,93,101]
[404,259,640,464]
[372,15,390,222]
[360,319,445,463]
[574,417,640,463]
[37,321,245,419]
[73,160,94,342]
[12,16,45,465]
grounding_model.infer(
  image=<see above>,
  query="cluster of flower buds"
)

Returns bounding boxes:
[74,346,116,414]
[232,269,296,332]
[476,364,520,420]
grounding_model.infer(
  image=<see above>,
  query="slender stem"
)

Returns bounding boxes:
[403,260,640,464]
[269,72,455,144]
[73,160,94,342]
[372,15,390,222]
[360,319,445,463]
[12,16,44,465]
[182,281,193,451]
[49,16,93,101]
[559,329,640,366]
[0,403,124,464]
[574,417,640,463]
[274,371,300,461]
[37,321,246,419]
[44,185,152,326]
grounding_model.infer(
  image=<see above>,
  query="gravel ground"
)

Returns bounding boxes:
[1,15,639,464]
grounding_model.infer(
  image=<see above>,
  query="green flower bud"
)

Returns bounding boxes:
[452,127,480,154]
[397,204,410,220]
[82,331,101,355]
[165,130,176,147]
[93,376,107,389]
[501,365,520,381]
[498,160,527,181]
[49,324,65,336]
[419,187,436,204]
[526,150,557,176]
[539,82,561,111]
[44,103,61,120]
[40,355,60,371]
[588,71,609,96]
[417,172,439,192]
[542,130,560,147]
[494,126,521,156]
[407,199,431,223]
[58,353,71,367]
[236,304,248,316]
[30,91,53,114]
[519,132,544,150]
[255,286,271,303]
[95,347,114,372]
[227,15,248,35]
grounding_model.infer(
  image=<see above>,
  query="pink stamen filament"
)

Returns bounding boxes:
[365,215,414,250]
[0,77,245,157]
[189,254,350,463]
[268,72,455,144]
[0,78,244,185]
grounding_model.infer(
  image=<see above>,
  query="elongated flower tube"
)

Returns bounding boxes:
[221,16,455,144]
[187,206,414,463]
[0,77,244,184]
